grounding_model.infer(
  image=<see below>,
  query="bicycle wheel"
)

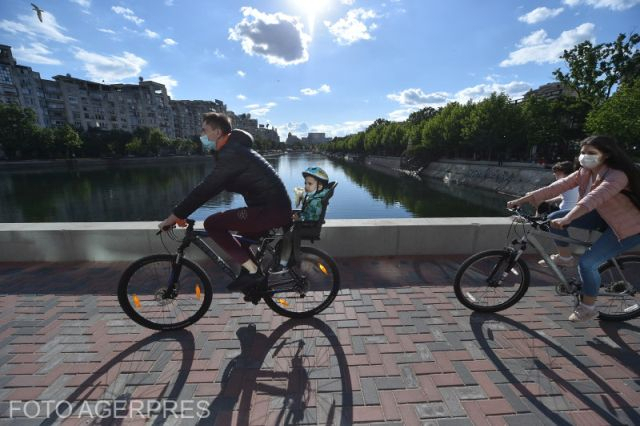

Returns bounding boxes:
[264,246,340,318]
[596,255,640,321]
[454,249,530,312]
[118,254,213,330]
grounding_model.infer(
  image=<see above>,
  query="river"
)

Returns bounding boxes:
[0,153,510,222]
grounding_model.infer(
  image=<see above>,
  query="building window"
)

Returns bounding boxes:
[0,66,12,84]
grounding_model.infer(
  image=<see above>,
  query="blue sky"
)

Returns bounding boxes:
[1,1,639,140]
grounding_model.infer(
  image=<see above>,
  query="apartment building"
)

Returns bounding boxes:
[0,45,278,142]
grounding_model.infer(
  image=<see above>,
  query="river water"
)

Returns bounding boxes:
[0,153,510,222]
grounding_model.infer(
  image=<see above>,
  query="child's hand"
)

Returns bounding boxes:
[292,213,299,220]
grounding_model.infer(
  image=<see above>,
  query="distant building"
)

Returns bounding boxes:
[286,132,302,145]
[306,132,329,144]
[0,44,275,140]
[524,82,577,101]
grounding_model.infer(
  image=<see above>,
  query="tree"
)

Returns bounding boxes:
[53,124,83,158]
[0,103,38,159]
[553,33,640,108]
[586,78,640,154]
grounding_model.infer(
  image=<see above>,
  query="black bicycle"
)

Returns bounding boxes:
[118,218,340,330]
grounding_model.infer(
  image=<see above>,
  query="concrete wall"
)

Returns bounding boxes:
[0,219,562,262]
[422,160,554,197]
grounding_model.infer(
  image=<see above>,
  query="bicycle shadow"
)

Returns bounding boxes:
[198,317,353,426]
[469,312,639,425]
[591,322,640,379]
[40,330,195,426]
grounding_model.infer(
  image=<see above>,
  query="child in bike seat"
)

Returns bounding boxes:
[274,167,331,273]
[294,166,331,222]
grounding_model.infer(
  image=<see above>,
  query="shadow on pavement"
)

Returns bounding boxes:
[470,311,640,425]
[199,317,353,426]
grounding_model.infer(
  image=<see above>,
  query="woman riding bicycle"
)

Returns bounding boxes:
[507,135,640,322]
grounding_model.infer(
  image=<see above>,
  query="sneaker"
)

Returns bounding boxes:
[538,254,577,268]
[568,303,599,322]
[269,264,289,275]
[227,268,266,293]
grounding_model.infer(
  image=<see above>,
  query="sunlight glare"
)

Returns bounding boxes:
[293,0,332,34]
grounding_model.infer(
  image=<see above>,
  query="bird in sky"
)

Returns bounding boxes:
[31,3,44,23]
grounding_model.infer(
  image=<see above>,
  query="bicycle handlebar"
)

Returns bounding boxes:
[507,207,550,228]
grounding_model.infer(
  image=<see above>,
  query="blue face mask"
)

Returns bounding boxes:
[200,135,215,150]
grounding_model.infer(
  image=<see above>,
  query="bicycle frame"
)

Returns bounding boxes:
[510,220,628,289]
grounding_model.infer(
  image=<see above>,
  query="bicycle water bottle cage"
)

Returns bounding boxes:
[294,181,338,242]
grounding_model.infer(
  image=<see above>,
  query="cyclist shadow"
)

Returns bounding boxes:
[469,312,639,425]
[591,322,640,379]
[40,330,195,426]
[199,317,353,426]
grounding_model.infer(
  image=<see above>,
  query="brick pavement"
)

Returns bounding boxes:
[0,256,639,425]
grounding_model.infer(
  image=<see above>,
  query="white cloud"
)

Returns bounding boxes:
[386,80,532,120]
[276,119,373,139]
[301,84,331,96]
[70,0,91,8]
[213,48,225,59]
[562,0,640,10]
[144,29,159,39]
[288,96,301,101]
[14,42,61,65]
[162,38,177,47]
[237,94,247,100]
[387,88,449,106]
[148,74,177,97]
[341,0,356,5]
[324,8,378,45]
[229,7,311,66]
[165,0,175,5]
[245,102,277,116]
[112,6,144,26]
[0,13,76,43]
[518,7,564,24]
[237,70,246,77]
[73,48,147,83]
[98,28,115,34]
[500,23,595,67]
[455,81,531,102]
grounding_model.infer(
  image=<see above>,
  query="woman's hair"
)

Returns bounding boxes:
[581,135,640,197]
[552,161,574,176]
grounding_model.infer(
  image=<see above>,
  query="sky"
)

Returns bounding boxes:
[1,1,639,141]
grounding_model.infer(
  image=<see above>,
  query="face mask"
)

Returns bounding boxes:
[579,154,602,169]
[200,135,216,150]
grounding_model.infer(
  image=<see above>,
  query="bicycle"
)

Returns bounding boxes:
[453,208,640,321]
[118,217,340,330]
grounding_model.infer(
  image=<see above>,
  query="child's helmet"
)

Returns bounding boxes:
[302,166,329,184]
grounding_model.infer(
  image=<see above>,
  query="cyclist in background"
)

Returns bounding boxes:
[536,161,579,215]
[507,135,640,322]
[159,112,291,296]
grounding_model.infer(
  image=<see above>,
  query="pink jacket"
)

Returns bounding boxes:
[529,166,640,240]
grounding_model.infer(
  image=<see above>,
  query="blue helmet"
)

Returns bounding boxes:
[302,166,329,184]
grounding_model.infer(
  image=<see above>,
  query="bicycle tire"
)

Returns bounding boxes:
[264,246,340,318]
[454,249,530,312]
[118,254,213,330]
[596,255,640,321]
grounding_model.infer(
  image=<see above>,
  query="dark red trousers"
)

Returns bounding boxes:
[204,207,291,264]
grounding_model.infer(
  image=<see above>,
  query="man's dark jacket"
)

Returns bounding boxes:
[173,129,291,219]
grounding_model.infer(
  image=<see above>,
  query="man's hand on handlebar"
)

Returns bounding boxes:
[550,217,570,229]
[158,213,185,232]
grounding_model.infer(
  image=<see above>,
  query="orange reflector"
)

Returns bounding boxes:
[278,298,289,307]
[195,284,201,299]
[133,294,141,308]
[318,263,328,275]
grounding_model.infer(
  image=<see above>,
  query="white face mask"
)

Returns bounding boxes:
[579,154,602,169]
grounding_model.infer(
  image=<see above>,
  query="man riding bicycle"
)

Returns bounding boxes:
[158,112,292,296]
